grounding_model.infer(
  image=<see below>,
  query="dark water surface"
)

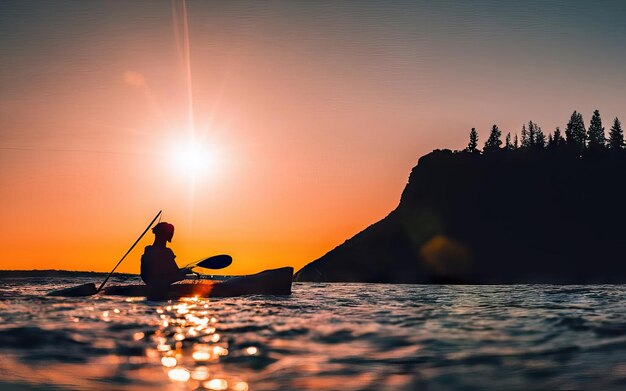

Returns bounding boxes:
[0,277,625,390]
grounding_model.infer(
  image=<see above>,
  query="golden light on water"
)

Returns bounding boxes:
[161,356,177,368]
[209,333,221,342]
[157,344,171,352]
[192,350,212,362]
[191,366,210,381]
[212,346,228,356]
[167,368,191,382]
[233,381,250,391]
[205,378,228,390]
[232,381,250,391]
[153,298,249,389]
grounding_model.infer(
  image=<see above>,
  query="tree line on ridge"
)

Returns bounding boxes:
[465,110,624,155]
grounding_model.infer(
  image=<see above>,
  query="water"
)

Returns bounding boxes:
[0,276,625,390]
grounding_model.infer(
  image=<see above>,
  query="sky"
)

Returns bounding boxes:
[2,0,626,274]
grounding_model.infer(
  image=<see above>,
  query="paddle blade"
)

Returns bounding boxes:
[195,255,232,270]
[47,283,97,297]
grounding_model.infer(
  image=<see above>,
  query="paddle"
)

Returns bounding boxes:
[47,210,162,297]
[185,254,233,270]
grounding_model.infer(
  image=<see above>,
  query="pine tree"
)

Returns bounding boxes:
[521,124,529,148]
[565,111,586,152]
[536,131,546,148]
[505,133,512,149]
[553,127,563,147]
[514,133,519,149]
[548,127,564,150]
[587,109,605,151]
[483,125,502,153]
[608,117,624,150]
[528,121,537,147]
[535,124,546,148]
[466,128,479,153]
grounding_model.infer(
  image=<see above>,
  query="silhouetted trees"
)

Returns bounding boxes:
[462,110,625,157]
[484,125,502,153]
[553,127,564,147]
[521,124,529,148]
[587,109,605,151]
[565,111,586,153]
[547,127,565,149]
[528,121,537,147]
[466,128,479,153]
[534,124,546,148]
[608,117,624,150]
[517,121,544,149]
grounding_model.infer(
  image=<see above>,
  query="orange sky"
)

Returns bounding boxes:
[2,1,626,274]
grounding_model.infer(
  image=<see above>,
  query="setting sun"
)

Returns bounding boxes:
[171,140,213,177]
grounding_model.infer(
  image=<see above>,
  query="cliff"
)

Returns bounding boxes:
[295,149,626,283]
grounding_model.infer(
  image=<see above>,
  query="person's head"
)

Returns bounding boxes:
[152,222,174,243]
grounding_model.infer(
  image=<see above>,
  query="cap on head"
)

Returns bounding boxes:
[152,222,174,242]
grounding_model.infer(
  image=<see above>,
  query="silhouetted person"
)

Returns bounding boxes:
[140,222,190,288]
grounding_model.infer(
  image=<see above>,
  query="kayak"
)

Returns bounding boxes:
[46,267,293,298]
[102,267,293,299]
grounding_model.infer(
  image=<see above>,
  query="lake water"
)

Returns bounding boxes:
[0,276,625,390]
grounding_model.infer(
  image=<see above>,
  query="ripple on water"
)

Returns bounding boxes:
[0,280,625,390]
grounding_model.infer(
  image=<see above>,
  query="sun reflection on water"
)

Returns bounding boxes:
[168,367,191,382]
[161,356,177,367]
[150,298,249,390]
[205,378,228,390]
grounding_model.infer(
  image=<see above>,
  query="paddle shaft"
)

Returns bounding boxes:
[96,210,162,292]
[183,258,208,269]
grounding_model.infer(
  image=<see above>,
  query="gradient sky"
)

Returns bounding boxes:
[2,0,626,274]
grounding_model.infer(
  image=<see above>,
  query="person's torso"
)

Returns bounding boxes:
[140,245,178,284]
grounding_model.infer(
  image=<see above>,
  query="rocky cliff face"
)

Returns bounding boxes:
[295,149,626,283]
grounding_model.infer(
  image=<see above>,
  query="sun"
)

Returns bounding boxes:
[171,141,212,177]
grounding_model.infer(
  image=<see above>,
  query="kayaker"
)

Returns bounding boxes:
[140,222,191,287]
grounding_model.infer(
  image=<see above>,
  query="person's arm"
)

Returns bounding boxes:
[168,250,196,282]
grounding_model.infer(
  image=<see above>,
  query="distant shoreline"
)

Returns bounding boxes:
[0,269,233,281]
[0,270,135,278]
